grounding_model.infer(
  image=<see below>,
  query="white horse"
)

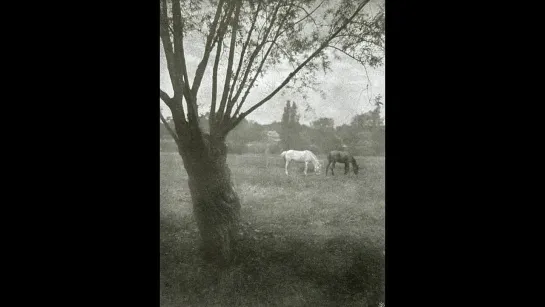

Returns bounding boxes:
[280,150,322,176]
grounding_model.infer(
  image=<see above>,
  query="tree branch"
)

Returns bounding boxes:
[333,33,384,51]
[208,3,239,130]
[211,2,236,47]
[209,35,222,133]
[227,0,371,134]
[170,0,199,124]
[231,3,294,119]
[292,0,324,26]
[327,45,371,88]
[178,39,199,123]
[327,44,366,65]
[204,0,225,52]
[232,39,296,119]
[160,89,174,108]
[190,0,226,97]
[230,1,283,106]
[274,0,327,39]
[160,0,191,125]
[160,0,183,96]
[161,88,187,124]
[160,111,179,142]
[216,1,242,126]
[171,1,189,87]
[227,1,262,107]
[269,40,296,66]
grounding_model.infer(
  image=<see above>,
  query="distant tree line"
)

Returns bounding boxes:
[161,96,384,156]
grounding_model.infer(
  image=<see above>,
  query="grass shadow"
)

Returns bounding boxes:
[161,215,384,306]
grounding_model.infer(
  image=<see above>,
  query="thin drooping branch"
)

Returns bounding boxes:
[274,0,326,39]
[227,1,262,106]
[327,44,366,66]
[255,9,269,44]
[327,44,373,95]
[333,33,383,51]
[216,1,243,125]
[191,0,226,97]
[292,1,323,26]
[269,40,296,67]
[160,111,179,142]
[227,0,371,133]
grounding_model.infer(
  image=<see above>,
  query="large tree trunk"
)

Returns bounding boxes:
[178,132,241,267]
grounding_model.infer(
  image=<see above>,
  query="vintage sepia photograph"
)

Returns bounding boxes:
[160,0,385,305]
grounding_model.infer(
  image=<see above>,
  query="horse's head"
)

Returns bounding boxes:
[314,161,322,175]
[352,159,359,175]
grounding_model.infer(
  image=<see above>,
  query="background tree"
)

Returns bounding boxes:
[280,100,291,150]
[280,100,302,150]
[289,102,302,149]
[347,94,384,155]
[290,102,302,149]
[370,94,384,128]
[310,117,340,153]
[160,0,384,266]
[226,118,264,154]
[370,94,385,155]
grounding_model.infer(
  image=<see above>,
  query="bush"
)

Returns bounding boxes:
[268,143,282,154]
[227,142,247,155]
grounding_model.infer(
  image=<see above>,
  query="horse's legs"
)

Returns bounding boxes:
[285,159,289,176]
[304,161,308,176]
[331,161,336,175]
[345,163,349,175]
[325,161,331,175]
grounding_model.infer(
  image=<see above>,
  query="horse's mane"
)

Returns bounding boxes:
[306,150,319,163]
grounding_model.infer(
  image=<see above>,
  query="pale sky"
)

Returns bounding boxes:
[160,2,385,127]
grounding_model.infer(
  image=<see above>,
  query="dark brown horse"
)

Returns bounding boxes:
[326,151,359,176]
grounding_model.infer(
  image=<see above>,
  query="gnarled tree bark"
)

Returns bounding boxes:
[176,126,240,266]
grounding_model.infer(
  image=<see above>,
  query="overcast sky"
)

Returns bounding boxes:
[160,1,384,127]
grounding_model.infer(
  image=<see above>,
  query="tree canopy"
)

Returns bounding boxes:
[160,0,385,142]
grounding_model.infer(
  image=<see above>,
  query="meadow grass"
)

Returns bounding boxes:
[160,153,385,306]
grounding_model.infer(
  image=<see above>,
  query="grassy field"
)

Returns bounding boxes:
[160,152,385,306]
